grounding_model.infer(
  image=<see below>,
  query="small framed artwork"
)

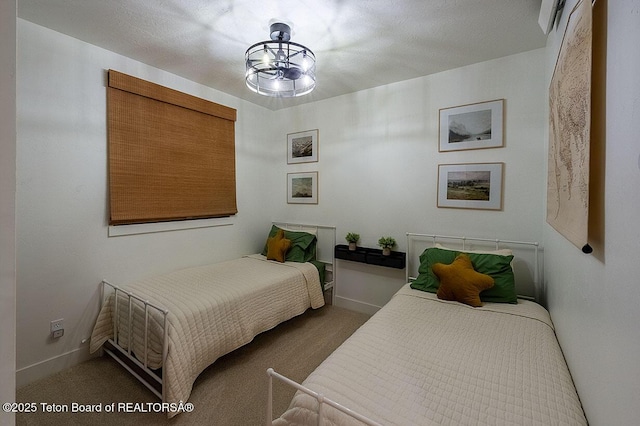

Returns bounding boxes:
[287,129,318,164]
[437,163,504,210]
[439,99,504,152]
[287,172,318,204]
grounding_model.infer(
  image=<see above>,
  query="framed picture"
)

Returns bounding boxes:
[439,99,504,152]
[287,172,318,204]
[437,163,504,210]
[287,129,318,164]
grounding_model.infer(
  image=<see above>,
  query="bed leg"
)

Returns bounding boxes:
[317,393,325,426]
[266,368,274,426]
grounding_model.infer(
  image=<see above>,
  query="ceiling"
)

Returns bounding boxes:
[17,0,547,111]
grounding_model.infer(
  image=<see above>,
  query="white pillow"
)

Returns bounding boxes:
[434,243,513,256]
[276,224,317,236]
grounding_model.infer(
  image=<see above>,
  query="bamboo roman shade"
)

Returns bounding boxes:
[108,70,237,225]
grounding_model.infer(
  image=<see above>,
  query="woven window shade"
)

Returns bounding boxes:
[108,70,237,225]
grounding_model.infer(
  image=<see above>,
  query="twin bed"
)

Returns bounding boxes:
[89,222,335,417]
[268,233,588,425]
[90,227,586,425]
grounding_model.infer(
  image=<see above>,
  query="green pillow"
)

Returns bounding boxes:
[410,247,517,303]
[410,247,457,293]
[261,225,317,262]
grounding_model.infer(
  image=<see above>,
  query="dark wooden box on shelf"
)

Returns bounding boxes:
[334,244,406,269]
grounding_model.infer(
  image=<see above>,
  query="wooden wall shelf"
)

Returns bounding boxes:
[334,244,406,269]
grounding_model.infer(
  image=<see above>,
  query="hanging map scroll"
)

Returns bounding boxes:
[547,0,593,253]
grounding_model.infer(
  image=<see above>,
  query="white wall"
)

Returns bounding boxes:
[273,49,548,312]
[1,2,17,425]
[542,1,640,424]
[15,19,278,385]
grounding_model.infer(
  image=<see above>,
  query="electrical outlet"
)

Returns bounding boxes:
[50,319,64,338]
[50,319,64,332]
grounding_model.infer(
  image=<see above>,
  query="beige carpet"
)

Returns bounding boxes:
[16,305,370,426]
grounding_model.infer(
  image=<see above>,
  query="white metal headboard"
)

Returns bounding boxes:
[406,233,541,301]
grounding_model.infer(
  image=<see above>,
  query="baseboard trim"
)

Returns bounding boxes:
[16,346,95,388]
[334,295,381,316]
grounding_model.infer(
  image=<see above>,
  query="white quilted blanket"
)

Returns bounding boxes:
[275,285,586,426]
[90,255,324,416]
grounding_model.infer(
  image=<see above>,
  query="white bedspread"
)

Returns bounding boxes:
[275,285,586,425]
[90,254,324,416]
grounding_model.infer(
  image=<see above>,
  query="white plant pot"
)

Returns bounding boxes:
[348,242,357,251]
[382,247,391,256]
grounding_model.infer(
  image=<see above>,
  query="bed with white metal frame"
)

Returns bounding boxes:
[90,222,335,416]
[266,232,587,425]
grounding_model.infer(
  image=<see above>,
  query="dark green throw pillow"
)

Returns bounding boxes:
[410,247,457,293]
[261,225,317,262]
[410,247,517,304]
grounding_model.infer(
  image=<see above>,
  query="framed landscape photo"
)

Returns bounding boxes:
[287,172,318,204]
[287,129,318,164]
[439,99,504,152]
[437,163,504,210]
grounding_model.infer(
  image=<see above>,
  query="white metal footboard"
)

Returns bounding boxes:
[100,280,169,401]
[266,368,383,426]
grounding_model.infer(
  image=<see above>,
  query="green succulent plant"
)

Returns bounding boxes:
[377,237,397,249]
[345,232,360,243]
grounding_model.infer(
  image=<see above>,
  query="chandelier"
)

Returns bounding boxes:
[245,23,316,97]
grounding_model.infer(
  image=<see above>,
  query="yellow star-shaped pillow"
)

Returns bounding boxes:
[432,253,494,307]
[266,229,292,263]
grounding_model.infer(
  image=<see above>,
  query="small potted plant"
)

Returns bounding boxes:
[345,232,360,251]
[377,236,396,256]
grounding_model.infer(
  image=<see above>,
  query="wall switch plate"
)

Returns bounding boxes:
[52,329,64,338]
